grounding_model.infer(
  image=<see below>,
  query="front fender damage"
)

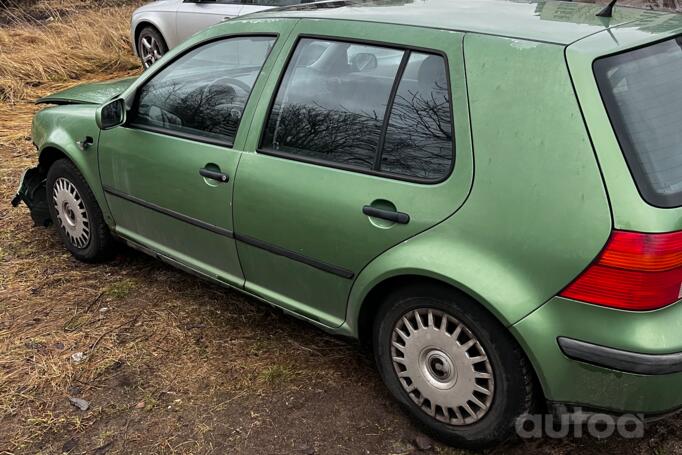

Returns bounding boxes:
[11,166,51,227]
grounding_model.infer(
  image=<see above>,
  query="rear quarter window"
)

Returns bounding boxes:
[594,36,682,208]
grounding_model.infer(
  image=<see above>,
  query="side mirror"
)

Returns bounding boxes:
[96,98,126,130]
[350,53,378,73]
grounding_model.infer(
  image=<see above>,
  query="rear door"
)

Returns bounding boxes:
[176,1,243,41]
[232,21,473,327]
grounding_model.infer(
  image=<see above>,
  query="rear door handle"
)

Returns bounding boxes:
[200,168,229,183]
[362,205,410,224]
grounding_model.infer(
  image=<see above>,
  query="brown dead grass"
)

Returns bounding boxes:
[0,1,142,147]
[0,3,141,104]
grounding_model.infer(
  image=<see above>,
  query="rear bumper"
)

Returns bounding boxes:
[558,337,682,376]
[512,296,682,415]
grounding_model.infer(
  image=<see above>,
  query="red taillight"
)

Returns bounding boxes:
[560,230,682,311]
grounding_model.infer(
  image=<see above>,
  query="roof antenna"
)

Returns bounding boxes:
[596,0,618,18]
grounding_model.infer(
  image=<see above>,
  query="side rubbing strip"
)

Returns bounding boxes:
[103,186,234,238]
[235,233,355,280]
[102,186,354,280]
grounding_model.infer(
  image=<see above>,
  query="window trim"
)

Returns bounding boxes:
[592,34,682,209]
[257,34,456,185]
[126,33,279,149]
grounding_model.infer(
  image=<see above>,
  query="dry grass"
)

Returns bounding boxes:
[0,1,142,146]
[0,2,141,104]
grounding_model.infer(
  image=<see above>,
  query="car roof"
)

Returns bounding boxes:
[236,0,681,45]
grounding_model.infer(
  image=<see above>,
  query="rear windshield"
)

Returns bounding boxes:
[594,36,682,208]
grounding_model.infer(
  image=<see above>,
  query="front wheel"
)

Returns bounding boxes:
[373,284,535,449]
[137,26,167,69]
[47,159,114,262]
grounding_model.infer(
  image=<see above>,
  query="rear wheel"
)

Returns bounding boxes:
[137,25,167,69]
[47,159,114,262]
[373,283,534,449]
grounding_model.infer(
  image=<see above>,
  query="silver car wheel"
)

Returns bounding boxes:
[391,308,495,425]
[53,177,90,249]
[140,35,163,68]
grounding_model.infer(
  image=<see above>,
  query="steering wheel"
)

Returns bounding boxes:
[205,77,252,96]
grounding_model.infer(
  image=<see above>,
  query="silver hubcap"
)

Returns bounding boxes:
[140,35,163,68]
[53,177,90,249]
[391,309,495,425]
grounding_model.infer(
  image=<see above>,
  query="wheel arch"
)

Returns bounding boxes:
[353,272,547,408]
[38,145,69,170]
[37,143,114,228]
[134,20,168,55]
[356,273,495,350]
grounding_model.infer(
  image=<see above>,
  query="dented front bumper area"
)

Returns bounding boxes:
[11,166,51,227]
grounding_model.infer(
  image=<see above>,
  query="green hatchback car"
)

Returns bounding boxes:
[12,0,682,448]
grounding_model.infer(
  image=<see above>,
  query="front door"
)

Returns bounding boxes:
[99,34,278,286]
[176,1,243,41]
[233,23,472,327]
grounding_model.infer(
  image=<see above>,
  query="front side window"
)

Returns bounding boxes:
[130,36,276,144]
[595,36,682,208]
[261,38,454,181]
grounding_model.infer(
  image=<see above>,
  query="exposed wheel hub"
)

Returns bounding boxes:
[391,309,495,426]
[422,349,457,385]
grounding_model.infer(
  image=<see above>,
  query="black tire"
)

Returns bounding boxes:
[373,283,534,449]
[137,25,168,69]
[46,159,114,262]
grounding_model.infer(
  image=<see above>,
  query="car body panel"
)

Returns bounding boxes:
[235,20,472,327]
[566,15,682,233]
[342,32,612,332]
[176,2,244,43]
[512,297,682,413]
[36,77,138,105]
[31,105,114,224]
[99,130,246,287]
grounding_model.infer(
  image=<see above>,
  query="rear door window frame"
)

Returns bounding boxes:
[257,34,456,185]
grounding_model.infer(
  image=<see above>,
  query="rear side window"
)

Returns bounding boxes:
[261,38,454,182]
[595,36,682,208]
[381,52,453,179]
[262,39,403,169]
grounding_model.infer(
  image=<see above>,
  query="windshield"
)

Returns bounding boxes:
[594,36,682,208]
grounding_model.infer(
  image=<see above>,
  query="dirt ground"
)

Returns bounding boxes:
[1,1,682,454]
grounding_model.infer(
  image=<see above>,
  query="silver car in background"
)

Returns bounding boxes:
[131,0,312,68]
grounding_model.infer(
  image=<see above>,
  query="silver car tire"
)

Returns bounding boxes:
[137,26,168,69]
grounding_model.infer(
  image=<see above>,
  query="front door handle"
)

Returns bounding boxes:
[362,205,410,224]
[199,168,229,183]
